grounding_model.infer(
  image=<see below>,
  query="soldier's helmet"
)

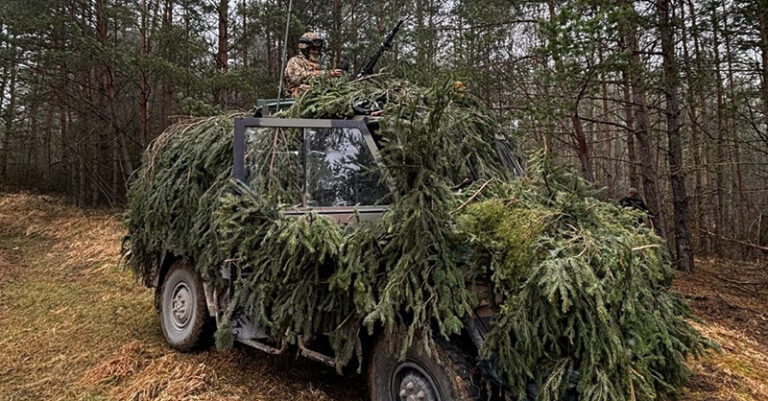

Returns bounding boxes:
[298,32,324,53]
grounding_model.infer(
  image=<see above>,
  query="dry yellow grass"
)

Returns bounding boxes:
[0,192,362,401]
[682,322,768,401]
[673,258,768,401]
[0,192,766,401]
[82,341,150,385]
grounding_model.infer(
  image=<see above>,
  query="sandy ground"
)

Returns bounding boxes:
[0,192,765,401]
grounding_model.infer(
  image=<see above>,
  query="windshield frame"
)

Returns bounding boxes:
[233,117,524,202]
[233,118,380,183]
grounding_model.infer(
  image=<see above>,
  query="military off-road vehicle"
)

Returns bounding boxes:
[146,103,528,401]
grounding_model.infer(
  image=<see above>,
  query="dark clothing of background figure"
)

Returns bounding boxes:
[620,196,649,226]
[619,196,648,212]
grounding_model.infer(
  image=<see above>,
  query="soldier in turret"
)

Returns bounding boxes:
[284,32,342,97]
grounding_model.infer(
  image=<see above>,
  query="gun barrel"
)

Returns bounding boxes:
[382,19,404,48]
[355,18,404,79]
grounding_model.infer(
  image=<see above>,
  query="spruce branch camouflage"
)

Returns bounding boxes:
[123,77,710,401]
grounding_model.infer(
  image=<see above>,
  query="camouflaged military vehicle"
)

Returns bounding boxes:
[128,73,705,401]
[144,98,525,401]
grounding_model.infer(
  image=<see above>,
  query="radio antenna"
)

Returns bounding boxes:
[275,0,293,109]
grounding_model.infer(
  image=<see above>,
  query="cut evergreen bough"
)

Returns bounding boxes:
[124,77,709,401]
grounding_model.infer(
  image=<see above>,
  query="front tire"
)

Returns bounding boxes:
[368,332,482,401]
[158,261,211,351]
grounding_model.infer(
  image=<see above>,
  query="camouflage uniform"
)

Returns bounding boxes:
[284,53,324,98]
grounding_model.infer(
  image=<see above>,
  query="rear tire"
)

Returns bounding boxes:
[368,331,483,401]
[158,261,211,351]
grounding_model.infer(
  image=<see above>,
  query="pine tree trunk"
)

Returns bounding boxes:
[711,5,726,253]
[687,0,715,253]
[45,106,53,190]
[78,145,85,207]
[159,0,173,132]
[1,61,17,181]
[659,0,694,271]
[0,45,7,172]
[722,6,748,243]
[547,0,594,183]
[112,132,119,201]
[216,0,229,107]
[26,102,39,183]
[333,0,342,65]
[599,48,612,188]
[757,1,768,141]
[679,1,704,251]
[266,0,274,76]
[570,114,594,182]
[58,107,70,196]
[622,73,639,190]
[96,0,134,181]
[241,0,248,69]
[184,0,191,94]
[620,0,668,240]
[139,0,150,148]
[377,0,385,35]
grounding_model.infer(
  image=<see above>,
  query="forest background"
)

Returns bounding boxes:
[1,0,767,272]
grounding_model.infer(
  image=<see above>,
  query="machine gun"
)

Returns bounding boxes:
[354,19,404,79]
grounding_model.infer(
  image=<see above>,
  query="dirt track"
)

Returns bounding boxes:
[0,192,766,401]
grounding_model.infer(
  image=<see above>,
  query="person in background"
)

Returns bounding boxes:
[284,32,342,98]
[620,187,648,212]
[619,187,650,226]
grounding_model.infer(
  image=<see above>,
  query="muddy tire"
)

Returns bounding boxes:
[158,261,211,351]
[368,332,483,401]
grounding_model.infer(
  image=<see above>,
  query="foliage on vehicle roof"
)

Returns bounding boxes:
[283,75,514,182]
[123,114,242,283]
[123,78,708,401]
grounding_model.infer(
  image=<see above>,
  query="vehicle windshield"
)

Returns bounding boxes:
[493,138,524,177]
[237,121,522,206]
[305,127,389,207]
[242,125,389,207]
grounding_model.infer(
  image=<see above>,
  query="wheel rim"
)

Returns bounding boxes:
[170,281,193,330]
[390,361,442,401]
